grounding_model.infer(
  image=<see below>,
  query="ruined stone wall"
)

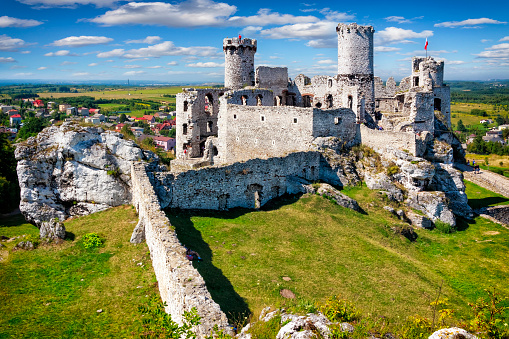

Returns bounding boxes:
[216,101,357,164]
[359,124,420,156]
[131,162,230,337]
[224,88,273,106]
[374,77,397,98]
[255,66,288,98]
[433,86,451,128]
[155,152,321,210]
[175,88,224,158]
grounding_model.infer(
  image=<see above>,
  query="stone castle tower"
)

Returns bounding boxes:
[223,36,257,89]
[336,23,376,120]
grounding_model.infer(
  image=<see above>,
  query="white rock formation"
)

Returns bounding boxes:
[15,122,153,226]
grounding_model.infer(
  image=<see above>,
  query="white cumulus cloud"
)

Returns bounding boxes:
[17,0,118,8]
[51,36,113,47]
[88,63,98,66]
[186,62,224,67]
[476,43,509,59]
[316,59,335,64]
[45,50,77,56]
[375,46,401,52]
[72,72,91,76]
[0,57,16,63]
[90,0,237,27]
[123,41,218,58]
[37,66,48,70]
[167,61,178,66]
[0,35,27,51]
[228,8,319,26]
[435,18,506,28]
[376,27,432,45]
[124,70,145,75]
[0,16,43,27]
[126,36,161,44]
[60,61,78,65]
[260,21,336,40]
[97,48,125,58]
[500,36,509,42]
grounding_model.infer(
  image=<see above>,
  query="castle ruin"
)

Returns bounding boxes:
[171,23,450,170]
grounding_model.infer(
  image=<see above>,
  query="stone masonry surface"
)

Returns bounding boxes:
[131,162,230,337]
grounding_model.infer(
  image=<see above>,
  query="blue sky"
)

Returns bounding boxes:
[0,0,508,83]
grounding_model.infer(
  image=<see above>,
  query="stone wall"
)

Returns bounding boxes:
[131,162,230,337]
[216,102,357,164]
[359,124,421,156]
[156,152,321,210]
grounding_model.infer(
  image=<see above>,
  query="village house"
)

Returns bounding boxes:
[480,119,494,124]
[33,99,44,108]
[78,108,89,116]
[66,107,77,115]
[483,130,505,144]
[10,114,22,126]
[1,105,14,113]
[8,109,19,116]
[59,104,71,112]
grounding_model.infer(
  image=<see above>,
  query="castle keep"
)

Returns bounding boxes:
[171,23,451,171]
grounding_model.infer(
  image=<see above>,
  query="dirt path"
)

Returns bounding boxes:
[456,163,509,198]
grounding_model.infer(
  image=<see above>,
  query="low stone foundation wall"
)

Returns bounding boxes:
[131,162,230,337]
[359,124,420,156]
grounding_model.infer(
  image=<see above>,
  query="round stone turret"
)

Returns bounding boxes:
[223,37,257,89]
[336,23,374,76]
[419,57,444,87]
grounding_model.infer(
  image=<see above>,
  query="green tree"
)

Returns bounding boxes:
[0,133,20,213]
[17,117,46,140]
[119,113,127,123]
[457,119,467,132]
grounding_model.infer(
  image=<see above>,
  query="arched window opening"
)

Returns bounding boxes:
[241,95,248,105]
[182,123,188,135]
[326,94,333,108]
[347,95,353,109]
[183,101,188,112]
[205,93,213,114]
[256,94,263,106]
[434,98,442,112]
[328,79,333,88]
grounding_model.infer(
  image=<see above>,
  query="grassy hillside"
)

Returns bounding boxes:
[0,206,159,339]
[168,184,509,326]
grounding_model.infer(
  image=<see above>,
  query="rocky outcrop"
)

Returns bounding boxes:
[428,327,478,339]
[39,218,66,239]
[15,122,154,226]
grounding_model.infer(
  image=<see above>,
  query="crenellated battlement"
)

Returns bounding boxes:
[223,37,257,52]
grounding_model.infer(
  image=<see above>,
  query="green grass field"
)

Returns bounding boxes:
[1,182,508,337]
[0,206,159,339]
[36,86,204,103]
[167,185,509,325]
[451,102,509,127]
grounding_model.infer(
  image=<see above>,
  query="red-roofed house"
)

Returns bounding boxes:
[116,123,125,131]
[153,136,175,151]
[8,109,19,116]
[33,99,44,108]
[10,114,22,126]
[143,115,155,123]
[155,120,176,133]
[89,108,100,115]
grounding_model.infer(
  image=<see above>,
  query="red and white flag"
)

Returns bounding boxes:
[424,38,428,50]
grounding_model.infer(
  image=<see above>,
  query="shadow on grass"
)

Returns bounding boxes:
[455,216,475,232]
[168,211,250,323]
[468,196,509,210]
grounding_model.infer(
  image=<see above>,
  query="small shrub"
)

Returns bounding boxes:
[23,234,40,248]
[319,296,361,323]
[399,315,432,339]
[248,314,282,339]
[107,168,121,178]
[387,165,400,176]
[434,220,455,234]
[138,295,200,339]
[468,288,509,339]
[82,233,104,249]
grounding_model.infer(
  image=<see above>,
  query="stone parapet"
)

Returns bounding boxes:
[131,162,230,338]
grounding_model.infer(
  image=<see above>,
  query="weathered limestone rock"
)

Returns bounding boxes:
[425,139,454,164]
[406,191,456,226]
[14,241,34,250]
[315,183,362,212]
[406,211,433,229]
[428,327,478,339]
[39,218,66,239]
[363,171,404,202]
[277,313,332,339]
[429,164,473,219]
[130,219,146,244]
[15,122,153,226]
